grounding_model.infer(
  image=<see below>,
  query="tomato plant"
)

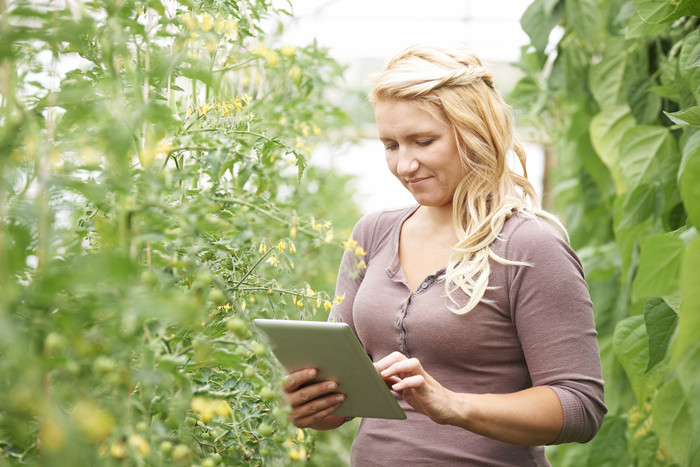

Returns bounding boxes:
[511,0,699,465]
[0,0,361,465]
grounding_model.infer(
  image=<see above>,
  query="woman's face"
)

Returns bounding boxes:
[374,99,465,208]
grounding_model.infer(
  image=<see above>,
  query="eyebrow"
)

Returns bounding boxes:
[379,132,439,142]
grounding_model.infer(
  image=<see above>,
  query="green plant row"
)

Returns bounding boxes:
[0,0,360,465]
[511,0,699,465]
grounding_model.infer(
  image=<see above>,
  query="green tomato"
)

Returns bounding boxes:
[171,444,191,462]
[258,422,275,437]
[250,341,268,358]
[226,318,251,339]
[159,441,173,455]
[260,386,277,402]
[184,416,197,428]
[208,288,227,306]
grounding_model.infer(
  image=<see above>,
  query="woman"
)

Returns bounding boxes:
[283,45,606,466]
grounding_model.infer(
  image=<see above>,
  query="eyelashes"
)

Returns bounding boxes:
[384,140,434,151]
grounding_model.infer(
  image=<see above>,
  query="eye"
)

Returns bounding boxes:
[417,140,433,146]
[384,143,398,151]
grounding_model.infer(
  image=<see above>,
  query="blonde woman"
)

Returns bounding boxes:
[283,45,606,466]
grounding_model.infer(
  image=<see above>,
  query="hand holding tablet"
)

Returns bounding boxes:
[253,319,406,420]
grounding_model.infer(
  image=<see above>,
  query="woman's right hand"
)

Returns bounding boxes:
[282,368,347,429]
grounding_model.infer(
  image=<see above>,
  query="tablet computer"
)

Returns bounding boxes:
[253,318,406,420]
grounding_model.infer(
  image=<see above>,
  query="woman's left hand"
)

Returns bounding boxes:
[374,351,458,425]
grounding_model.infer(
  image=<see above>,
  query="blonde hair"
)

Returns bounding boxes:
[370,44,562,314]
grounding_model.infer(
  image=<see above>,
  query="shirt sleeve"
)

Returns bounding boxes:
[327,210,381,337]
[504,217,607,444]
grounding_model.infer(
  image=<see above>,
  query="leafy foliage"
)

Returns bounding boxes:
[512,0,699,465]
[0,0,361,465]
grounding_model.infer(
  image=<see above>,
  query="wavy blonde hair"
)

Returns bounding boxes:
[370,44,562,314]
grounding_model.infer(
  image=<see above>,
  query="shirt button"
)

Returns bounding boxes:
[422,282,428,289]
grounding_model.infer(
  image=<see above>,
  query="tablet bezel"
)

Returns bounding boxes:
[253,318,406,420]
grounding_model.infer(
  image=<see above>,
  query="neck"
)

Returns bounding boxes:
[418,203,454,229]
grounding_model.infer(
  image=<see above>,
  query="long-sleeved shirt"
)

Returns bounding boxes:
[329,205,606,466]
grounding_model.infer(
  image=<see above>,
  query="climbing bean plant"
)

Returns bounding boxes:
[511,0,699,465]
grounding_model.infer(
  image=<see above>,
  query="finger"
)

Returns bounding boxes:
[391,374,425,392]
[287,380,339,408]
[282,368,318,393]
[290,394,345,425]
[293,396,345,428]
[380,357,423,378]
[373,351,407,372]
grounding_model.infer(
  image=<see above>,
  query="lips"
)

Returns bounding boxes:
[406,177,430,187]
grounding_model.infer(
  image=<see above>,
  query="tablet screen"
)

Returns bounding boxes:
[253,319,406,420]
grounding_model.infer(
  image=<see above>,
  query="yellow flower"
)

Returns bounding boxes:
[281,45,296,58]
[324,230,334,243]
[265,50,279,67]
[182,13,196,30]
[266,256,279,267]
[334,293,345,305]
[191,396,215,423]
[323,301,332,311]
[289,241,296,253]
[312,125,322,136]
[128,434,151,456]
[223,303,231,311]
[296,428,305,442]
[200,13,213,32]
[71,401,115,443]
[289,446,307,461]
[206,40,218,53]
[289,225,297,238]
[241,301,246,312]
[213,399,232,417]
[357,260,367,269]
[110,439,127,459]
[296,299,303,309]
[354,246,367,257]
[306,286,315,296]
[258,243,268,254]
[342,237,358,250]
[277,240,287,251]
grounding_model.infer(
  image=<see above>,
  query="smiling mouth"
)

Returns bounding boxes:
[407,177,430,186]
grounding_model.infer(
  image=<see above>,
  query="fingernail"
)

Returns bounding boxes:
[327,382,337,391]
[335,395,345,403]
[308,369,316,378]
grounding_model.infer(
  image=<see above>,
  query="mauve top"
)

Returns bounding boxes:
[329,205,606,467]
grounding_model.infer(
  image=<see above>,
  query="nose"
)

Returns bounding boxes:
[395,147,419,177]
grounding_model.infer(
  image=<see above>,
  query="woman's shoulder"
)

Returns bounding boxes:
[352,204,418,236]
[497,211,570,258]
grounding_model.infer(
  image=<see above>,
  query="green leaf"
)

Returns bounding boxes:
[619,126,675,191]
[627,79,662,124]
[635,1,678,24]
[647,85,680,101]
[680,132,700,227]
[590,106,636,194]
[617,183,656,231]
[586,415,631,466]
[672,236,700,362]
[651,377,697,465]
[643,297,677,371]
[613,315,667,406]
[631,232,684,302]
[680,31,700,101]
[520,0,563,53]
[565,0,599,44]
[664,106,700,126]
[590,53,627,108]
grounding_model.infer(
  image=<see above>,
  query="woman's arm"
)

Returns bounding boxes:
[375,352,563,446]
